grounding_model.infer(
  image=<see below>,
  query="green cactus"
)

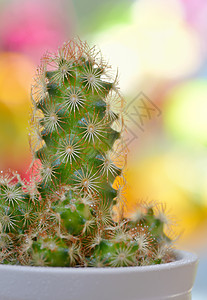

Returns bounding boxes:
[0,39,176,267]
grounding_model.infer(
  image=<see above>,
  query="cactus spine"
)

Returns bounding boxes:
[0,39,176,267]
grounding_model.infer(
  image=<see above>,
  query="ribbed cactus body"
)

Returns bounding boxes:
[34,42,122,206]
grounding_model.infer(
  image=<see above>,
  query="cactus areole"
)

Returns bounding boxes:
[0,39,176,267]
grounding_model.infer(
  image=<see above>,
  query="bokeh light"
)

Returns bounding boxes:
[94,26,141,94]
[0,52,35,174]
[126,148,207,246]
[164,80,207,145]
[0,0,73,61]
[0,52,34,105]
[132,0,201,78]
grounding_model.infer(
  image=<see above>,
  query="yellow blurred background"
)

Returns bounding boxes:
[0,0,206,297]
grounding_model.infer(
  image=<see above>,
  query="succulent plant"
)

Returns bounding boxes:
[0,39,176,267]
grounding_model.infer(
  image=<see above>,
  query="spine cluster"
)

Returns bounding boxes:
[0,39,176,267]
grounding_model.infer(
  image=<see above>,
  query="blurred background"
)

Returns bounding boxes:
[0,0,206,297]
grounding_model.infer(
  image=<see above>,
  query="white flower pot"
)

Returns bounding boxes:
[0,250,198,300]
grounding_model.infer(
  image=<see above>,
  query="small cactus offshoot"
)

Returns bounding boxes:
[0,39,176,267]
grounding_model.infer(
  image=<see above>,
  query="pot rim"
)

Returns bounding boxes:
[0,249,198,274]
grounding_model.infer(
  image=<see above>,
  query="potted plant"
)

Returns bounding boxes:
[0,39,198,300]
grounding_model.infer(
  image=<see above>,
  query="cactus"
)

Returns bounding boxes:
[0,39,176,267]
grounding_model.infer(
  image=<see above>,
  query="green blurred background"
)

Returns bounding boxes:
[0,0,206,297]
